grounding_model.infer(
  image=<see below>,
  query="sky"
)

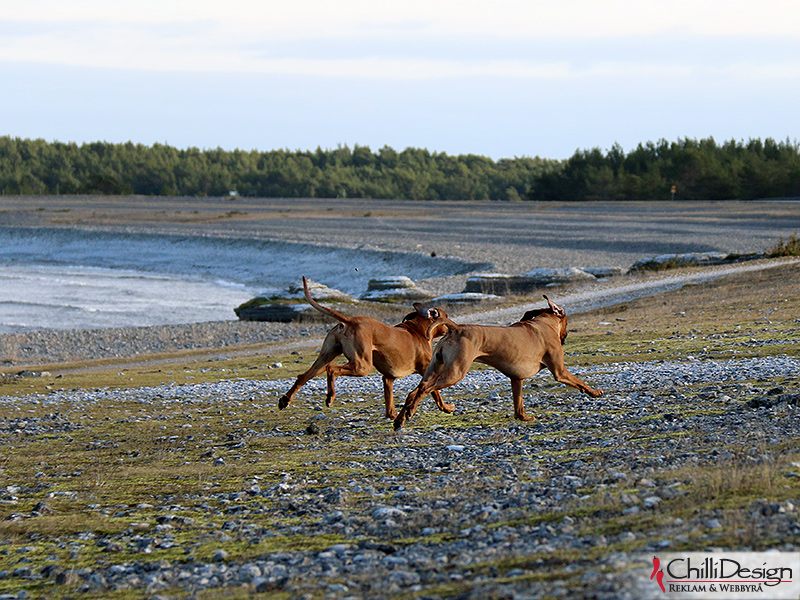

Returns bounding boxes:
[2,1,800,160]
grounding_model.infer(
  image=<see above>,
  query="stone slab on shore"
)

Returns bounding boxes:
[464,267,596,295]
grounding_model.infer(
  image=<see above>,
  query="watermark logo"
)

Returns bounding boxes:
[642,552,799,599]
[651,556,666,593]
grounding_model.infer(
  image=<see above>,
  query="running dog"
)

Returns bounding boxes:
[278,276,454,419]
[394,295,603,429]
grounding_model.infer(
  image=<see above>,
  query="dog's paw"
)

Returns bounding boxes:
[589,389,604,398]
[278,396,290,410]
[441,403,455,414]
[393,413,406,430]
[385,411,397,420]
[514,413,537,422]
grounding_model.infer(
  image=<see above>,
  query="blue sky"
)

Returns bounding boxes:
[2,1,799,159]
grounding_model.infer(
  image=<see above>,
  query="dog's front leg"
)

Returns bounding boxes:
[431,390,455,414]
[551,366,603,398]
[543,354,603,398]
[383,377,397,419]
[394,385,425,430]
[511,378,536,421]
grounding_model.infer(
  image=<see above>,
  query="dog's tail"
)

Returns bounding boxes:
[302,276,349,323]
[426,315,459,341]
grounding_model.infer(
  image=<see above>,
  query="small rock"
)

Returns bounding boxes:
[55,571,79,585]
[360,276,433,302]
[213,549,229,562]
[618,531,637,542]
[643,496,662,509]
[373,507,407,520]
[31,501,52,515]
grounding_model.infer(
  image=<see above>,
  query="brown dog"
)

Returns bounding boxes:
[278,276,454,418]
[393,295,602,429]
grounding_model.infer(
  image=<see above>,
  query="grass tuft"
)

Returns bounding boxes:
[767,230,800,257]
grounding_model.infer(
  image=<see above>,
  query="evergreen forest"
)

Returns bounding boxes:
[1,135,798,201]
[531,137,800,201]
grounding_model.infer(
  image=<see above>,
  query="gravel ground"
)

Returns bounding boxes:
[1,357,798,598]
[0,321,331,367]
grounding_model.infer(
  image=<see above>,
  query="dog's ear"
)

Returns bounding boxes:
[543,295,566,318]
[521,308,545,321]
[402,305,419,322]
[414,303,440,320]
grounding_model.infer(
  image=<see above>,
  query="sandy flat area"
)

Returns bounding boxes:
[2,195,799,276]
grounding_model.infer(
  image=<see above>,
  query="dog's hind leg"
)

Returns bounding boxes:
[394,350,468,429]
[324,347,373,407]
[379,378,449,420]
[279,334,342,409]
[280,357,335,409]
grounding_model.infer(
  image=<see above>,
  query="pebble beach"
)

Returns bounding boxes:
[2,356,799,598]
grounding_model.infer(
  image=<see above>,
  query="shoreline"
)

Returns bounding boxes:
[2,196,800,366]
[3,257,798,368]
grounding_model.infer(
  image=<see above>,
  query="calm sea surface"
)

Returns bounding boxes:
[0,227,473,332]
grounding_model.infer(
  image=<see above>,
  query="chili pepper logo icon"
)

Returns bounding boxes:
[651,556,666,593]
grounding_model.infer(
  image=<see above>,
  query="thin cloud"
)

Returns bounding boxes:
[5,0,799,36]
[2,0,799,157]
[2,1,799,82]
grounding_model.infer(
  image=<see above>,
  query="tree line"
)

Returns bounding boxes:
[1,135,798,201]
[531,137,800,201]
[0,137,558,201]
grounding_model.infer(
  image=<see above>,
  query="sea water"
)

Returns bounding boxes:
[0,264,252,332]
[0,227,476,332]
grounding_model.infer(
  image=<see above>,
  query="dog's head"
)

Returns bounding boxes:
[402,303,449,339]
[520,295,568,343]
